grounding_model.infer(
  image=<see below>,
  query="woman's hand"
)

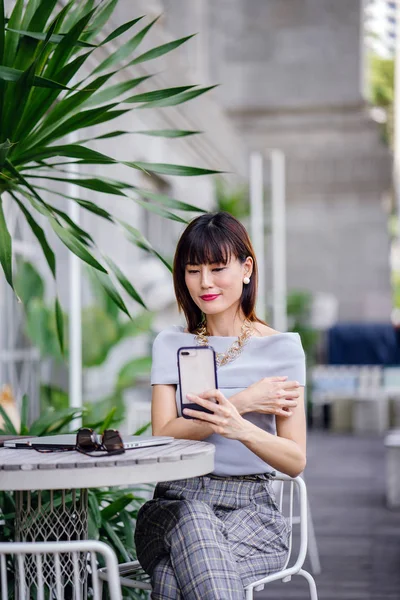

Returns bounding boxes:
[234,376,301,417]
[182,390,252,441]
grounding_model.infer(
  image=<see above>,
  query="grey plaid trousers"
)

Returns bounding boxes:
[134,474,290,600]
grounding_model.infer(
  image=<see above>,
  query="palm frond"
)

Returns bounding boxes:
[0,0,221,339]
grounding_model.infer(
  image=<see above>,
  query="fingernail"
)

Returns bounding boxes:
[186,393,194,400]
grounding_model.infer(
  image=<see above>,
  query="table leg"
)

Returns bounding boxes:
[14,489,88,599]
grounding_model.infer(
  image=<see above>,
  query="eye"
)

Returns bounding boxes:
[212,267,225,272]
[187,269,199,274]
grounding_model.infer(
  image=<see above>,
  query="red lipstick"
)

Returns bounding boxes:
[200,294,220,301]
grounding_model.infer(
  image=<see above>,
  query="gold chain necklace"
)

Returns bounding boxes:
[194,319,254,367]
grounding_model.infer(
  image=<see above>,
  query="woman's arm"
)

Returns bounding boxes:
[242,388,306,477]
[151,384,215,440]
[183,388,307,477]
[230,376,300,417]
[152,378,300,440]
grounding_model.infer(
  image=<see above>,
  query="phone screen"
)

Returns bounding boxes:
[177,346,218,418]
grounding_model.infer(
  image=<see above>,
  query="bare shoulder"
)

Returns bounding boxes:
[252,323,281,337]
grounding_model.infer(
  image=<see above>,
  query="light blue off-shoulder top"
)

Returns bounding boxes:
[151,325,306,476]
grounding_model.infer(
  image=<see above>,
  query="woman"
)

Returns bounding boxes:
[135,212,306,600]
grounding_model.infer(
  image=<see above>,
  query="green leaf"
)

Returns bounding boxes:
[82,0,118,40]
[79,128,201,142]
[0,65,68,88]
[127,34,195,67]
[24,299,65,362]
[44,8,96,80]
[124,85,195,104]
[91,269,131,319]
[17,143,116,165]
[23,0,58,34]
[135,188,206,213]
[6,28,95,47]
[81,306,119,367]
[14,258,44,308]
[133,422,151,436]
[46,202,94,245]
[97,407,117,433]
[0,0,4,131]
[7,16,61,140]
[0,139,13,169]
[101,495,134,521]
[49,218,107,273]
[32,185,115,222]
[104,256,146,309]
[0,405,17,435]
[88,492,102,529]
[21,51,92,137]
[0,0,4,64]
[3,0,24,67]
[41,384,69,412]
[55,296,64,355]
[93,16,159,74]
[133,129,201,138]
[12,194,56,278]
[119,510,135,549]
[20,394,29,435]
[99,15,145,46]
[117,356,152,390]
[102,521,131,562]
[78,74,151,109]
[29,407,84,437]
[25,174,126,196]
[133,196,187,224]
[0,196,13,288]
[138,85,217,109]
[119,221,172,272]
[39,72,115,132]
[30,103,127,147]
[129,162,222,177]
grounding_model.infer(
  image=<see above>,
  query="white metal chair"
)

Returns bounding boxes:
[98,473,318,599]
[0,539,122,600]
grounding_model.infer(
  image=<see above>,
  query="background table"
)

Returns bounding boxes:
[0,439,215,595]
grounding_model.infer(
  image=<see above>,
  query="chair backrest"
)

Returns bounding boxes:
[270,473,308,574]
[0,539,122,600]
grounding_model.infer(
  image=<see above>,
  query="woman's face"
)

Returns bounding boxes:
[184,256,253,317]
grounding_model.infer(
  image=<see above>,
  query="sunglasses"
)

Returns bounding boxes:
[33,428,125,456]
[76,428,125,456]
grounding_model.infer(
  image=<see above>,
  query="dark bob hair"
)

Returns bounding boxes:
[173,212,266,333]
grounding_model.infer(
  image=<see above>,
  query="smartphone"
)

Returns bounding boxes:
[177,346,218,419]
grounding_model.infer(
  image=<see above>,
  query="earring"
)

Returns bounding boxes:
[243,276,250,285]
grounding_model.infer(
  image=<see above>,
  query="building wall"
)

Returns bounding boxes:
[163,0,393,323]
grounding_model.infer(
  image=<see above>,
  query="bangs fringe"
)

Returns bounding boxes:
[185,228,235,266]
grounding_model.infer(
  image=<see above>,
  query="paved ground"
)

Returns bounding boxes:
[257,431,400,600]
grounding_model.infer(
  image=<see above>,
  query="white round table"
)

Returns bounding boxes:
[0,439,215,596]
[0,439,215,491]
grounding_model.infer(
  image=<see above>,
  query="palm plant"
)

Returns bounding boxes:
[0,397,152,599]
[0,0,216,351]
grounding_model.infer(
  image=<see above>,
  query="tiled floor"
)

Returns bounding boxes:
[257,431,400,600]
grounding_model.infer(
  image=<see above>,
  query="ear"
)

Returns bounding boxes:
[244,256,253,277]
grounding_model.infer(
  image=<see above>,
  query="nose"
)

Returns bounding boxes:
[200,268,213,289]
